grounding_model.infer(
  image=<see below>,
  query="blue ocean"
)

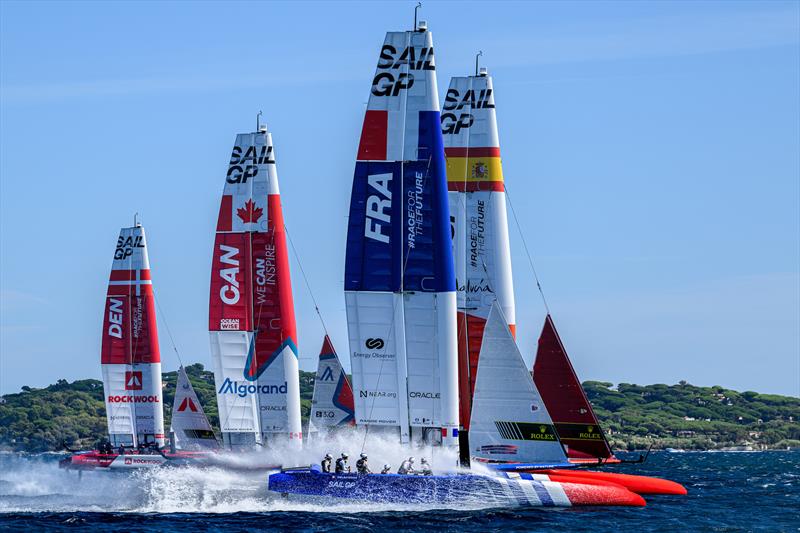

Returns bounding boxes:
[0,451,797,532]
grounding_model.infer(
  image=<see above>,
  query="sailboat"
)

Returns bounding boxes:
[442,66,515,455]
[343,19,458,447]
[61,223,185,470]
[307,336,355,439]
[208,123,302,451]
[169,366,220,450]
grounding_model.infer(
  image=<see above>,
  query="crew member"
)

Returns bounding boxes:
[356,453,371,474]
[321,453,333,473]
[335,453,350,473]
[420,458,432,476]
[398,457,415,475]
[117,445,125,455]
[381,464,392,474]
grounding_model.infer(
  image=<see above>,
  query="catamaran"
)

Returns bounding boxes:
[208,123,302,451]
[61,223,212,470]
[266,20,653,507]
[307,336,355,440]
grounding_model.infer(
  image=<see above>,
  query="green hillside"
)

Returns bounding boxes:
[1,366,797,452]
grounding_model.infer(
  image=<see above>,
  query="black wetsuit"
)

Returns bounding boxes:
[335,457,349,473]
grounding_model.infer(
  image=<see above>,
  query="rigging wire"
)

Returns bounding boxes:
[503,181,551,315]
[284,224,330,339]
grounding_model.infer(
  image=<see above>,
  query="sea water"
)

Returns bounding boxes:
[0,449,797,531]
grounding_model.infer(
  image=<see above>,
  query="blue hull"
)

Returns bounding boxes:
[267,465,570,506]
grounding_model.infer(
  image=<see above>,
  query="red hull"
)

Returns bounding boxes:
[560,481,646,507]
[542,469,687,495]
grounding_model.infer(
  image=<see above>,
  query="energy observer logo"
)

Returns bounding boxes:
[365,338,384,350]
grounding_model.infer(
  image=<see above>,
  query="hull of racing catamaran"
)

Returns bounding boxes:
[267,466,645,507]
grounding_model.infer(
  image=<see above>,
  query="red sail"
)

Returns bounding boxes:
[532,315,615,461]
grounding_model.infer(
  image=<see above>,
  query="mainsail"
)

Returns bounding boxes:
[308,336,355,437]
[532,315,615,462]
[469,302,568,467]
[344,21,459,446]
[170,366,220,450]
[101,224,165,447]
[208,126,302,449]
[442,69,515,431]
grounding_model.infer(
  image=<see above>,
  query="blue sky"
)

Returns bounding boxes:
[1,1,798,397]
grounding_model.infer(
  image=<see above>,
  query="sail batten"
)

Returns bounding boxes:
[345,26,458,446]
[209,129,302,449]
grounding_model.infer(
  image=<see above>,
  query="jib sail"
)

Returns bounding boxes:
[442,69,515,431]
[101,223,165,447]
[208,127,302,449]
[532,315,615,462]
[469,302,569,467]
[308,336,355,437]
[170,366,220,450]
[344,21,458,446]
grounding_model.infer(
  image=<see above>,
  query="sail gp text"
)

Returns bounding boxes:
[406,172,424,249]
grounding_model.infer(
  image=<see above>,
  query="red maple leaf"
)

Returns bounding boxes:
[237,199,263,224]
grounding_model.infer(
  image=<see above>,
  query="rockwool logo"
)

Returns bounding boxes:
[177,397,198,412]
[125,371,143,390]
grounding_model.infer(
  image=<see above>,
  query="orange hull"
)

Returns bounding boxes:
[541,469,687,495]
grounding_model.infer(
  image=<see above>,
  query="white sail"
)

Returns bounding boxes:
[344,23,459,447]
[469,302,568,466]
[170,366,219,450]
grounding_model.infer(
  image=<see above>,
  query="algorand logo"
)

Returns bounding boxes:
[217,378,287,398]
[320,366,335,382]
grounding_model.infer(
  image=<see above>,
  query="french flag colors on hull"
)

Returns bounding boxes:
[209,130,301,448]
[101,225,164,447]
[469,303,569,467]
[308,336,355,437]
[345,26,458,446]
[442,73,515,430]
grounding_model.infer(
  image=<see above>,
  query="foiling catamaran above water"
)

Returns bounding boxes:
[61,223,218,470]
[60,7,686,504]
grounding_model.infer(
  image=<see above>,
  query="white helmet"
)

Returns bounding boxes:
[341,453,348,459]
[325,453,332,459]
[408,457,415,463]
[421,458,429,464]
[360,453,368,459]
[384,464,391,469]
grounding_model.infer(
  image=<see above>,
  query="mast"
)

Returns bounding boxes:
[101,223,165,447]
[344,20,458,448]
[209,123,302,450]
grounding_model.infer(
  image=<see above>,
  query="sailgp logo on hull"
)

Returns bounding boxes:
[217,378,287,398]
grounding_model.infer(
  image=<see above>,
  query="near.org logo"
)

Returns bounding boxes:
[365,338,384,350]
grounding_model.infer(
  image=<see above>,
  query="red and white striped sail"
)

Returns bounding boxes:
[443,70,515,430]
[208,127,302,449]
[101,224,165,447]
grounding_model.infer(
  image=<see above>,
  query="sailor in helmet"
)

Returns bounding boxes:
[321,453,333,473]
[356,453,371,474]
[420,458,433,476]
[381,464,392,474]
[397,456,416,475]
[335,453,350,473]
